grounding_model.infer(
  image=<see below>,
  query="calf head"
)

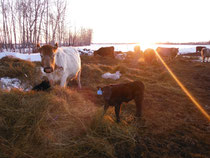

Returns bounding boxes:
[37,43,58,73]
[97,86,112,101]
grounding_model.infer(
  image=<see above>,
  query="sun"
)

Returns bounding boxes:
[137,41,156,51]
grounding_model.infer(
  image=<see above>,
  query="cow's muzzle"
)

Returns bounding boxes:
[44,67,53,73]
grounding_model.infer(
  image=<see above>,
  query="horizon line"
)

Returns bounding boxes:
[91,41,210,45]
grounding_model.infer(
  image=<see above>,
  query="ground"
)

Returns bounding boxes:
[0,53,209,158]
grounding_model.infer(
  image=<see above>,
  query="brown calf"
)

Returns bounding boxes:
[98,81,145,122]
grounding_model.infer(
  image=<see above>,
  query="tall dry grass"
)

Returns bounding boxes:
[0,55,209,157]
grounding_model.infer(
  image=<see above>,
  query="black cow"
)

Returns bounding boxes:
[97,81,145,122]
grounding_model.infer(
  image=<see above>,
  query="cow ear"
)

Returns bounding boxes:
[37,43,41,48]
[54,43,58,49]
[36,43,41,52]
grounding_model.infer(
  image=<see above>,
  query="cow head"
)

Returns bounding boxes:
[37,43,58,73]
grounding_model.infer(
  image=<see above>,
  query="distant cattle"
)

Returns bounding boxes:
[94,46,115,58]
[143,48,156,63]
[134,45,141,54]
[37,43,81,88]
[156,47,178,60]
[196,46,206,53]
[97,81,144,122]
[201,48,210,62]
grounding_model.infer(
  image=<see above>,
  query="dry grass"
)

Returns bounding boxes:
[0,54,210,158]
[0,87,97,158]
[0,56,42,86]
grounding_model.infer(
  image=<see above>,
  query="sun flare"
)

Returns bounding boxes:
[154,50,210,121]
[137,42,156,51]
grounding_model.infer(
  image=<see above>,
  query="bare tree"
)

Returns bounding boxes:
[0,0,93,53]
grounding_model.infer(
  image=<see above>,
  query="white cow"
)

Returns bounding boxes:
[201,48,210,62]
[37,43,81,88]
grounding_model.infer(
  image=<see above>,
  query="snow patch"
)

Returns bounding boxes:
[78,48,94,56]
[115,53,127,60]
[102,71,121,80]
[0,52,41,61]
[0,77,32,91]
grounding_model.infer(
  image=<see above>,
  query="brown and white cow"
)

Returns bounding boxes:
[37,43,81,88]
[201,48,210,62]
[156,47,179,60]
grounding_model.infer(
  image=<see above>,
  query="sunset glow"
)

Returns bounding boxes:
[68,0,210,43]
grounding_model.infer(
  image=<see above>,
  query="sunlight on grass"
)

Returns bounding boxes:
[154,50,210,121]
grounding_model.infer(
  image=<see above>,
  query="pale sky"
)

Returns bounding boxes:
[68,0,210,43]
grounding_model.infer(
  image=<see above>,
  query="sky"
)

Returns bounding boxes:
[68,0,210,43]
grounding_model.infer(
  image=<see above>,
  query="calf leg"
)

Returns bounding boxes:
[60,75,68,87]
[103,104,109,115]
[115,104,121,123]
[134,93,144,117]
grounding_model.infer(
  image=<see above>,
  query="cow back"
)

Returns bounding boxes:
[156,47,178,58]
[105,81,144,105]
[94,46,114,58]
[56,47,81,70]
[201,48,210,57]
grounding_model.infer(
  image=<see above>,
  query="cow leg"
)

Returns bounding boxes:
[203,56,205,63]
[115,104,121,123]
[60,75,68,87]
[77,70,82,89]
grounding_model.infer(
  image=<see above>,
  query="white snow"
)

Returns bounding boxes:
[0,77,31,91]
[0,52,41,61]
[102,71,121,80]
[115,53,127,60]
[78,48,94,56]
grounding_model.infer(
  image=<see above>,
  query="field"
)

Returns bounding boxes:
[0,53,209,158]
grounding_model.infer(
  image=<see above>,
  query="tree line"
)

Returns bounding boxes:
[0,0,93,52]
